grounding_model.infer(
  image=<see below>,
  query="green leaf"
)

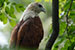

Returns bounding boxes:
[70,11,75,15]
[63,0,71,11]
[5,6,10,14]
[0,13,7,24]
[7,2,10,5]
[71,2,75,9]
[61,47,65,50]
[1,0,5,3]
[68,25,75,34]
[53,37,65,50]
[59,21,66,35]
[9,19,16,27]
[11,2,16,5]
[0,14,3,21]
[67,42,75,50]
[69,11,75,22]
[15,4,21,12]
[0,2,2,7]
[19,6,25,11]
[5,0,8,2]
[3,16,8,24]
[0,1,4,7]
[63,40,74,50]
[0,0,5,6]
[9,14,16,18]
[15,4,25,12]
[10,5,14,14]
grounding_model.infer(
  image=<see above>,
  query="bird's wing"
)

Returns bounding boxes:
[16,16,44,48]
[10,19,24,49]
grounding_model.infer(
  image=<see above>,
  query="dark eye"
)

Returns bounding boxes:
[38,4,42,7]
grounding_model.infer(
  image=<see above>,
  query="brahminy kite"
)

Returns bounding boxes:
[10,2,45,50]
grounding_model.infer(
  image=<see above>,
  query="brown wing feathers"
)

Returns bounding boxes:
[10,19,24,48]
[10,17,44,50]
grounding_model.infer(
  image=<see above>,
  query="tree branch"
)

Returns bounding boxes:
[66,0,73,34]
[45,0,59,50]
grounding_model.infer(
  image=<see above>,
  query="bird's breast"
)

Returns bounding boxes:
[19,17,43,48]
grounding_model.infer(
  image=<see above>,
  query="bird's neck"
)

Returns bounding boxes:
[20,10,39,21]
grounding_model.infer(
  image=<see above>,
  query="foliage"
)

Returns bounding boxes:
[0,0,25,27]
[51,0,75,50]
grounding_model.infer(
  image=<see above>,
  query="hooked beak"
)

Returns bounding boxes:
[41,8,46,13]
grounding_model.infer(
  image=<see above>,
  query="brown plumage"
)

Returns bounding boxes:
[10,2,45,50]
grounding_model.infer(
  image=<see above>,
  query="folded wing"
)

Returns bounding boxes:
[10,16,44,50]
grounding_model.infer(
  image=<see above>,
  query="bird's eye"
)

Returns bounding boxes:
[38,4,42,7]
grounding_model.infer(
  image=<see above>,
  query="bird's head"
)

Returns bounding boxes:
[26,2,46,14]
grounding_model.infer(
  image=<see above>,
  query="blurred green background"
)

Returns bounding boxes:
[0,0,75,50]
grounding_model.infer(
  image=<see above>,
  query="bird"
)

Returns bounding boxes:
[9,2,45,50]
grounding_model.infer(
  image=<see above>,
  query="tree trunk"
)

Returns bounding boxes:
[45,0,59,50]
